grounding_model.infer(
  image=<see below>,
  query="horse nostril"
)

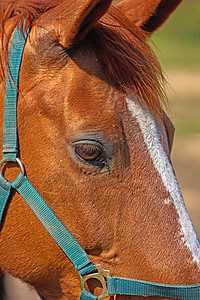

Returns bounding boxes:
[85,247,103,257]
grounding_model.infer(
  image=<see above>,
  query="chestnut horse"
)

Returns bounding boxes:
[0,0,200,299]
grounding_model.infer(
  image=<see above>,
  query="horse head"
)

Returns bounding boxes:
[0,0,199,299]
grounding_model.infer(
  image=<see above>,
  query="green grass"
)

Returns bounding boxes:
[115,0,200,137]
[151,36,200,69]
[151,0,200,69]
[115,0,200,69]
[170,96,200,137]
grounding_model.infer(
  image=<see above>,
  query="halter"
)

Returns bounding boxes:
[0,25,199,300]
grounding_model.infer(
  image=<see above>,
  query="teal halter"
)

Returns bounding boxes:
[0,25,200,300]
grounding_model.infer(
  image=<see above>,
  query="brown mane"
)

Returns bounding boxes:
[0,0,166,116]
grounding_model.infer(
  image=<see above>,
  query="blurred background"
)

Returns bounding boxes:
[116,0,200,238]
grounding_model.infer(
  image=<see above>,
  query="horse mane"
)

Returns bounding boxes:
[0,0,167,117]
[92,6,167,116]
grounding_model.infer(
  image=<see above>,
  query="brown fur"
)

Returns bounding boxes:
[0,1,199,300]
[116,0,183,33]
[0,0,166,117]
[143,0,183,32]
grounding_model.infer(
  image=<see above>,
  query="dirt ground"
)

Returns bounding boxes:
[167,70,200,238]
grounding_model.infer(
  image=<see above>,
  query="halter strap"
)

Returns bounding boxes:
[2,26,26,159]
[0,23,95,276]
[0,25,200,300]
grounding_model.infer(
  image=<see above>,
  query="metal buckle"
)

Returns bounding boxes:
[80,265,111,300]
[0,158,24,181]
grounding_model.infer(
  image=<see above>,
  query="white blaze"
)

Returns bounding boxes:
[126,95,200,267]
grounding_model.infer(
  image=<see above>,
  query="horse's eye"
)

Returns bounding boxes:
[75,144,102,161]
[74,144,105,167]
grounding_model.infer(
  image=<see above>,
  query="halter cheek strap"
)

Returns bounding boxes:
[0,25,199,300]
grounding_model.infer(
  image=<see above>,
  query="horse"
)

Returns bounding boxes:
[0,0,199,299]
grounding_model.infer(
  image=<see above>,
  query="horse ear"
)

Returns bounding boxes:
[115,0,183,33]
[39,0,112,47]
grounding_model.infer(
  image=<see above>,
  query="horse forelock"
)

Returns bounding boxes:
[92,6,167,117]
[0,0,167,118]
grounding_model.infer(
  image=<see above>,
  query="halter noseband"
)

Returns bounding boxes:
[0,25,199,300]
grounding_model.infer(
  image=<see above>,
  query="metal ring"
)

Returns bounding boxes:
[0,158,25,180]
[80,265,111,300]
